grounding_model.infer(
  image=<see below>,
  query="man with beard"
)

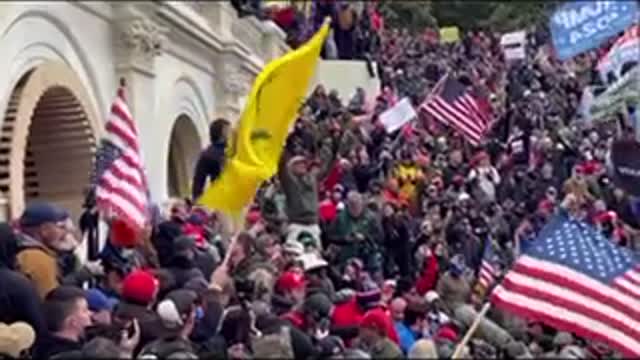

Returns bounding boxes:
[15,203,76,299]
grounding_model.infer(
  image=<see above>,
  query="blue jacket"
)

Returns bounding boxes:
[394,321,418,354]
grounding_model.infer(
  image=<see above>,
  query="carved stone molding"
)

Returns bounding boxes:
[119,18,167,60]
[222,65,254,96]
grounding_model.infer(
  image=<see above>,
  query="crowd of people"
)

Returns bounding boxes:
[1,7,639,360]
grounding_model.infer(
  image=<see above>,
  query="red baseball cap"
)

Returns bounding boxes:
[276,271,306,292]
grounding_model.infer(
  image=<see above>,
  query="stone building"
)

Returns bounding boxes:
[0,2,289,220]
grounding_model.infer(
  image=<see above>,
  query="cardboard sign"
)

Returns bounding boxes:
[440,26,460,43]
[501,31,527,60]
[550,1,638,60]
[379,97,417,133]
[608,139,640,196]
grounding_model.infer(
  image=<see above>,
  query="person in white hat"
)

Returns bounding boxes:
[0,322,36,358]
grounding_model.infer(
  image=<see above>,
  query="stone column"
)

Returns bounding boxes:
[112,4,168,200]
[261,20,288,63]
[202,2,236,40]
[0,196,8,222]
[215,62,252,123]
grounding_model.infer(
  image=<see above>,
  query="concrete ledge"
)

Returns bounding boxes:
[309,60,380,104]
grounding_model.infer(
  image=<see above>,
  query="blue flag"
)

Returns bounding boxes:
[550,1,639,60]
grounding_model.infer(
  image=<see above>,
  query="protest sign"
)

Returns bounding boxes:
[379,97,417,133]
[501,31,527,60]
[440,26,460,43]
[550,0,638,60]
[608,139,640,196]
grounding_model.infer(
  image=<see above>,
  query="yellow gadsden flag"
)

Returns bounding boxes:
[198,21,330,215]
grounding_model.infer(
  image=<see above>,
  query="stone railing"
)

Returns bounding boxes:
[161,2,289,65]
[231,17,265,58]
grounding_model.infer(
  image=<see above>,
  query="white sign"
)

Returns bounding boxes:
[379,98,417,133]
[501,31,527,60]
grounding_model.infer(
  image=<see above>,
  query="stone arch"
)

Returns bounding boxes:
[0,9,106,117]
[167,114,201,198]
[0,61,101,219]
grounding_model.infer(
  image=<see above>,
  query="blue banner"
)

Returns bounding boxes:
[550,1,638,60]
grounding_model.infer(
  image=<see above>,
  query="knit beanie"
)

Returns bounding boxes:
[122,270,159,305]
[356,281,381,311]
[303,293,333,319]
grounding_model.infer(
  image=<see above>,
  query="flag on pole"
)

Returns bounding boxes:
[478,240,499,291]
[491,212,640,358]
[90,79,149,231]
[198,20,330,215]
[420,75,492,145]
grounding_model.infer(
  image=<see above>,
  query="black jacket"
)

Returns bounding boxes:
[33,333,82,359]
[257,314,315,360]
[192,141,227,201]
[0,222,46,336]
[0,268,46,336]
[113,301,169,352]
[166,257,204,291]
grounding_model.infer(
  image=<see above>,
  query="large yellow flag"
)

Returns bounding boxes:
[198,21,330,215]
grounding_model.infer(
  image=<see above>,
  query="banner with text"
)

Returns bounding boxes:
[608,139,640,196]
[550,0,638,60]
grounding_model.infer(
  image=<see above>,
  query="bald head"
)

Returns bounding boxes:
[390,297,407,322]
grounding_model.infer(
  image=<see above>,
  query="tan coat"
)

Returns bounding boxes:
[17,245,59,299]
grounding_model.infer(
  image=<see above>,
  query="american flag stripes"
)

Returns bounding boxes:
[420,75,491,145]
[90,80,149,231]
[491,213,640,358]
[478,240,499,290]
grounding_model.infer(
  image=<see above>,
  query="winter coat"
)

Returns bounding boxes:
[0,224,46,336]
[113,301,169,351]
[139,336,198,359]
[327,209,384,268]
[33,333,82,359]
[191,141,227,201]
[367,337,403,359]
[415,253,439,296]
[260,314,315,360]
[166,257,205,291]
[15,233,60,299]
[436,272,471,313]
[279,139,337,225]
[0,268,46,336]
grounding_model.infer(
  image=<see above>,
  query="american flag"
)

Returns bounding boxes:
[420,75,491,145]
[90,80,149,231]
[478,240,499,290]
[491,213,640,358]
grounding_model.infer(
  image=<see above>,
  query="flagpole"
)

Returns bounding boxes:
[389,72,449,151]
[451,301,492,359]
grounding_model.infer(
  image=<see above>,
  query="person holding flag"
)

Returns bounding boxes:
[196,19,331,218]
